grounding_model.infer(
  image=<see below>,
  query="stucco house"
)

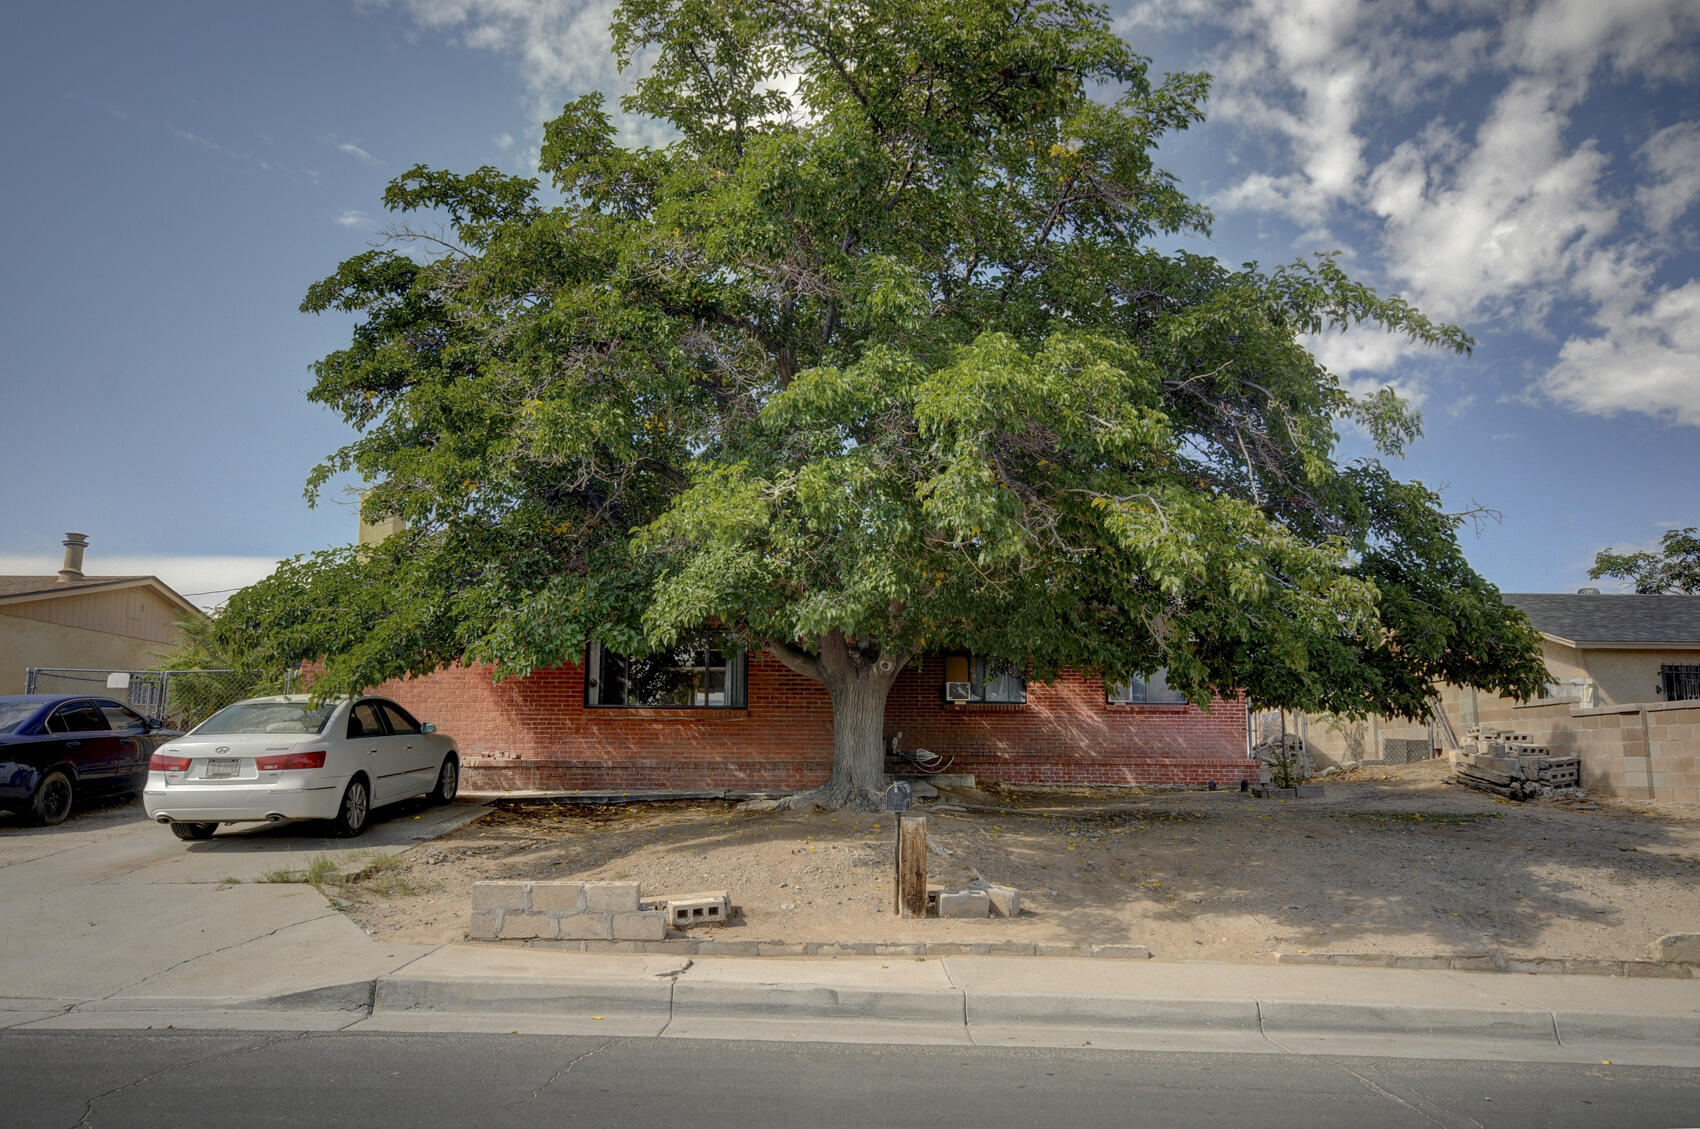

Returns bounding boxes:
[0,534,204,695]
[1496,592,1700,707]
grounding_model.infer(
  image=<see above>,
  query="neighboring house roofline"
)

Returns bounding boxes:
[0,575,206,623]
[1502,593,1700,648]
[1536,633,1698,651]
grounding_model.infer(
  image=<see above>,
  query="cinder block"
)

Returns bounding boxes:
[967,881,1020,917]
[468,910,503,940]
[584,882,641,912]
[557,913,613,940]
[497,913,553,940]
[1626,961,1691,978]
[611,910,669,941]
[936,888,991,918]
[1649,934,1700,963]
[472,882,530,912]
[665,892,731,927]
[530,883,585,913]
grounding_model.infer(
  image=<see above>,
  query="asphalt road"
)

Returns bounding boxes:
[6,1030,1697,1129]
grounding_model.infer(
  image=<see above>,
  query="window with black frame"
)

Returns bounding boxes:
[585,642,748,708]
[1107,668,1190,705]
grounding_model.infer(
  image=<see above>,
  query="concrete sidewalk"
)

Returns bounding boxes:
[3,803,1696,1066]
[10,939,1699,1066]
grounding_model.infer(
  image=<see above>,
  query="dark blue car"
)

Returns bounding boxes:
[0,695,170,826]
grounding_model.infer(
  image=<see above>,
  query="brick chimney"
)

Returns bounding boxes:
[57,532,88,582]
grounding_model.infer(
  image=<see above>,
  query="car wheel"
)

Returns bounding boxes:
[170,821,217,841]
[428,754,459,804]
[332,777,370,838]
[29,770,74,826]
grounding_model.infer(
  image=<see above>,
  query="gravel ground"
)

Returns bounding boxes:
[335,760,1700,965]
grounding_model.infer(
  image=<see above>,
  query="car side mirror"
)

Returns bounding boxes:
[421,722,436,734]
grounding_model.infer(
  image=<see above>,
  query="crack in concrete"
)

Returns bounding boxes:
[515,1038,614,1106]
[0,1002,76,1029]
[86,912,344,1004]
[1257,1002,1485,1129]
[1325,1060,1486,1129]
[937,958,973,1037]
[71,1030,308,1128]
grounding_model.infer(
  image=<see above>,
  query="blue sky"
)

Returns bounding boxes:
[0,0,1695,608]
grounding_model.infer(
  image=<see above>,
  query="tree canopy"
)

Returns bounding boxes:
[209,0,1547,808]
[1590,527,1700,594]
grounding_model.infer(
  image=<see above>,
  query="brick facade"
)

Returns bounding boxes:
[374,653,1253,793]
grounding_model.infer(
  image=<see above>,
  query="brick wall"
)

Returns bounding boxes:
[372,653,1253,793]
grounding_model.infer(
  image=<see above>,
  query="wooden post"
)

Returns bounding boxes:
[895,814,928,918]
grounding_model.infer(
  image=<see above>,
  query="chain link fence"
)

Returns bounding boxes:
[24,667,296,731]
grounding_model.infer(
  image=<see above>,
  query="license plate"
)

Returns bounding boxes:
[205,759,238,778]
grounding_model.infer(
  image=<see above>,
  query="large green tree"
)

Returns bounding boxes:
[1590,527,1700,594]
[213,0,1545,809]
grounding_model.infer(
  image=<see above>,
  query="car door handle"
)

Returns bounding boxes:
[65,741,81,749]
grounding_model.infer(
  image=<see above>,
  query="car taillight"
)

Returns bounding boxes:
[150,753,192,772]
[255,751,327,771]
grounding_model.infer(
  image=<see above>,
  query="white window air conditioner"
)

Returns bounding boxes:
[944,682,973,703]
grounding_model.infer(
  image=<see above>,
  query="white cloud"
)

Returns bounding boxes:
[1135,0,1700,425]
[0,555,283,611]
[368,0,625,110]
[1367,77,1620,325]
[1499,0,1700,83]
[338,140,381,164]
[1541,278,1700,425]
[1638,122,1700,231]
[336,209,373,228]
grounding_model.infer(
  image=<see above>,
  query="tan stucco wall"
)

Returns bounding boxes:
[1577,647,1697,707]
[0,613,182,695]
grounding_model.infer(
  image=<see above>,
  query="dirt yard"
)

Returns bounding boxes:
[338,761,1700,965]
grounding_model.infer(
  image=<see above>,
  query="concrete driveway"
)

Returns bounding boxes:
[0,794,486,1024]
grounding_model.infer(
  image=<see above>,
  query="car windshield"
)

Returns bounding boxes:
[0,702,41,734]
[192,700,335,736]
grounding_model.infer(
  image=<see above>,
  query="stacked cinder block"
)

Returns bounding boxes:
[1450,728,1580,800]
[469,881,670,942]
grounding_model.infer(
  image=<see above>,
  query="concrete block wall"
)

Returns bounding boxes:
[469,881,670,942]
[373,653,1255,793]
[1474,700,1700,804]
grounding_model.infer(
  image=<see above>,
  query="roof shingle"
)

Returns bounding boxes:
[1502,593,1700,646]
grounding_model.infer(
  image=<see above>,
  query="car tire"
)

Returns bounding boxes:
[170,822,218,841]
[29,770,74,827]
[331,777,370,838]
[428,754,459,805]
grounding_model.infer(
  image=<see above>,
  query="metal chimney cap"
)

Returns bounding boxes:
[58,532,89,582]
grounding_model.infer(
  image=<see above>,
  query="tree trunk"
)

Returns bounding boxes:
[767,631,907,812]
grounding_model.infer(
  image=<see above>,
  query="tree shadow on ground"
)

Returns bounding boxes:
[415,775,1700,961]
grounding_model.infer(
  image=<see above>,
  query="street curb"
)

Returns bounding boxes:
[1275,951,1696,979]
[504,937,1151,960]
[350,970,1698,1054]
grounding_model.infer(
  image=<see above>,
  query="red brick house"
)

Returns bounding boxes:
[374,646,1253,793]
